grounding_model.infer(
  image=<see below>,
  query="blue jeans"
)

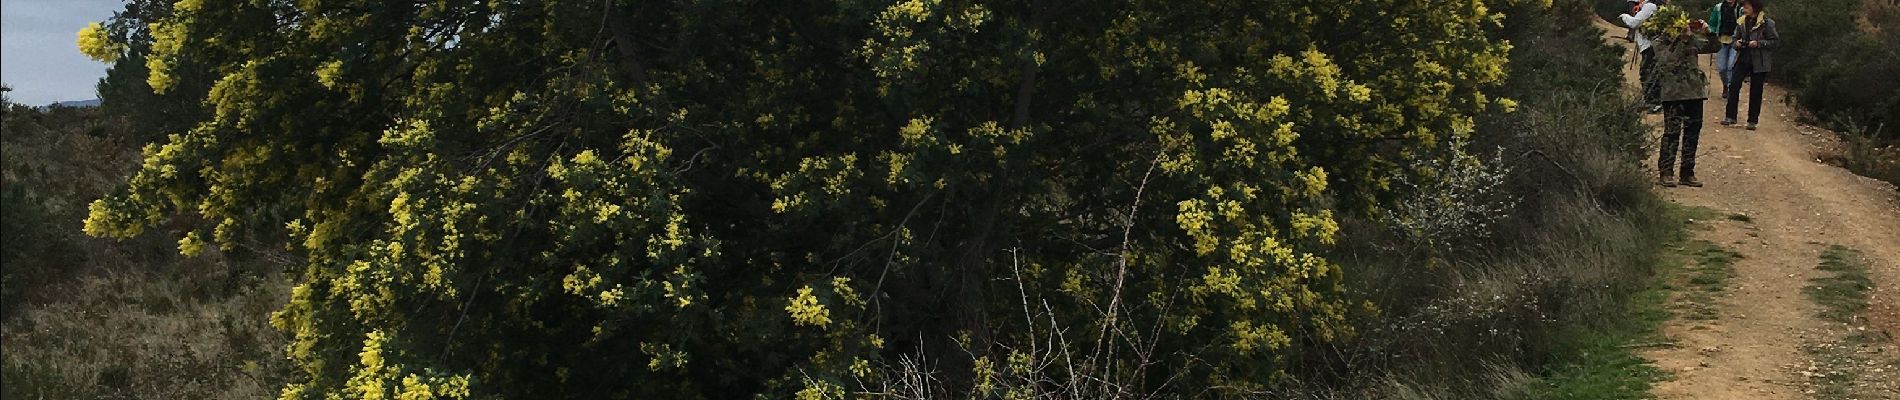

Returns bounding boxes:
[1715,44,1738,92]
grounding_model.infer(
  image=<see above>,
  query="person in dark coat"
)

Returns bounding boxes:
[1655,17,1720,187]
[1722,0,1778,130]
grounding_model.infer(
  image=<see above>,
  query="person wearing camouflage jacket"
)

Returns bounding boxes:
[1654,18,1720,187]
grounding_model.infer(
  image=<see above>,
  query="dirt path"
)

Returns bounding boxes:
[1593,18,1900,399]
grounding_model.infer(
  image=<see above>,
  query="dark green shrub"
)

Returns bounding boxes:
[0,183,79,317]
[1790,7,1900,138]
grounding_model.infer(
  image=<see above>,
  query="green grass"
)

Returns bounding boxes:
[1808,245,1873,324]
[1657,206,1742,321]
[1514,205,1729,399]
[1520,287,1670,400]
[1684,241,1740,287]
[1674,239,1741,321]
[1672,205,1725,224]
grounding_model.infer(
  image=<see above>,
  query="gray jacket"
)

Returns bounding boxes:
[1733,15,1778,72]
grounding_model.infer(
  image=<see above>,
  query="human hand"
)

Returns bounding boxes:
[1748,40,1760,48]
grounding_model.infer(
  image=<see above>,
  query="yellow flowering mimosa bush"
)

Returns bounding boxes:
[81,0,1519,397]
[1650,5,1693,39]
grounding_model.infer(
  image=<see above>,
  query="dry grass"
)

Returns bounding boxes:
[1,252,292,400]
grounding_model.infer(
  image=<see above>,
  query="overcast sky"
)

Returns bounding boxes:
[3,0,123,106]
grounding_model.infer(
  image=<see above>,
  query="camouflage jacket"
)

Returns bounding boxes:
[1654,30,1719,102]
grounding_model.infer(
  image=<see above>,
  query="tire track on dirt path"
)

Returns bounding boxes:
[1592,16,1900,399]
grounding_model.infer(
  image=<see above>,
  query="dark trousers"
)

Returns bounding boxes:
[1660,100,1704,179]
[1725,62,1767,124]
[1640,48,1660,105]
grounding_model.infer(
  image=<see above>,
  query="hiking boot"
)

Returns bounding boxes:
[1679,178,1703,187]
[1720,118,1737,126]
[1659,175,1678,187]
[1746,123,1758,131]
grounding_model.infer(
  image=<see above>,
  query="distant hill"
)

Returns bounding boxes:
[49,99,102,108]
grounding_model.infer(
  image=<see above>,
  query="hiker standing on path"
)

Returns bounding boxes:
[1657,16,1720,187]
[1709,0,1742,96]
[1723,0,1778,130]
[1621,0,1663,111]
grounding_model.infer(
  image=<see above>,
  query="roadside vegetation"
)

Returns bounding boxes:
[1289,0,1681,397]
[1510,206,1732,400]
[0,0,1684,398]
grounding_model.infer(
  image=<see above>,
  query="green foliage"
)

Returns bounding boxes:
[1771,0,1862,78]
[1777,1,1900,138]
[1593,0,1631,24]
[1783,0,1900,189]
[1309,1,1678,397]
[83,0,214,144]
[81,0,1526,397]
[0,183,67,316]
